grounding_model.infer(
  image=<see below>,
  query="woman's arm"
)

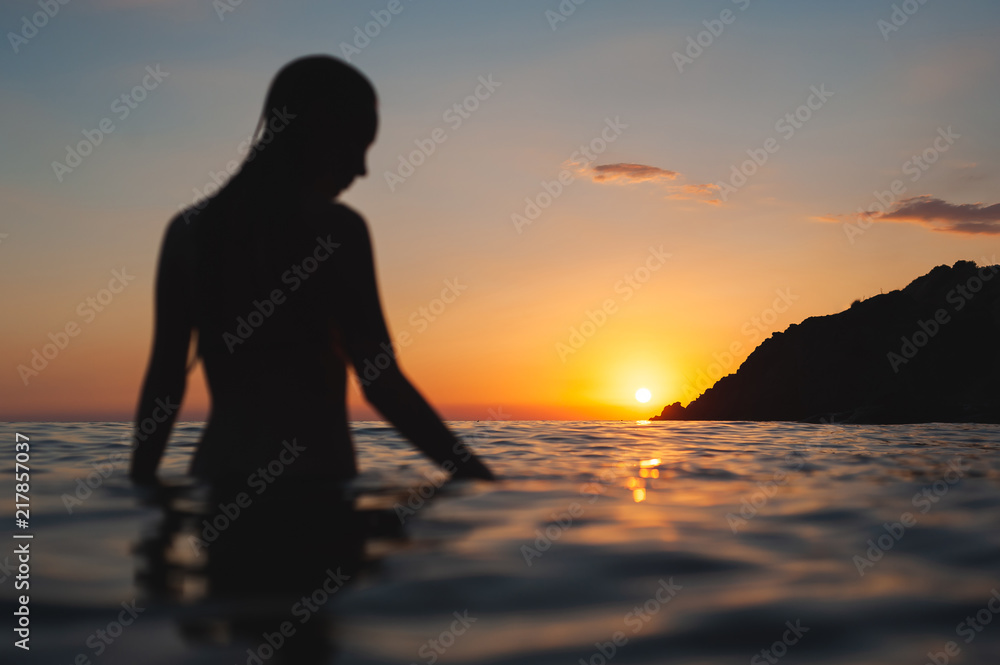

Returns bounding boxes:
[336,209,494,480]
[129,218,193,483]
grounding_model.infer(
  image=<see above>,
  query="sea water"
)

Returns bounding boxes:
[1,420,999,664]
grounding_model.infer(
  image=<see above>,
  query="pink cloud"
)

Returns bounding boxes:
[591,163,679,183]
[880,195,1000,235]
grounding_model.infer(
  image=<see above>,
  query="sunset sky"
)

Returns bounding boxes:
[2,0,999,421]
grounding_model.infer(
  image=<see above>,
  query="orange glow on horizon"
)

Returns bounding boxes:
[2,210,990,422]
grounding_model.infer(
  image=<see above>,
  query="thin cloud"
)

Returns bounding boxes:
[591,163,679,184]
[678,183,717,196]
[666,182,722,205]
[573,161,719,204]
[811,214,842,224]
[881,195,1000,235]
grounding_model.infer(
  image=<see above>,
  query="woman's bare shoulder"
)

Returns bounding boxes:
[327,201,367,229]
[161,209,195,253]
[310,201,372,246]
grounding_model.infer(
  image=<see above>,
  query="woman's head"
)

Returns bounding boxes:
[249,55,378,198]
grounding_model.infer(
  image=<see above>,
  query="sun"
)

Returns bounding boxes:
[635,388,652,403]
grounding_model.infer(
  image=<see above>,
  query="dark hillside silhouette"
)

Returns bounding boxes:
[652,261,1000,424]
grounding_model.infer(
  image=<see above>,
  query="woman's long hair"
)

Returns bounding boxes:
[187,56,377,363]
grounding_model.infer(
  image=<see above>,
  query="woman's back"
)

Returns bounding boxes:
[182,194,368,480]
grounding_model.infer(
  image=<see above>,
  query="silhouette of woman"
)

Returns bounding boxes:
[129,55,494,484]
